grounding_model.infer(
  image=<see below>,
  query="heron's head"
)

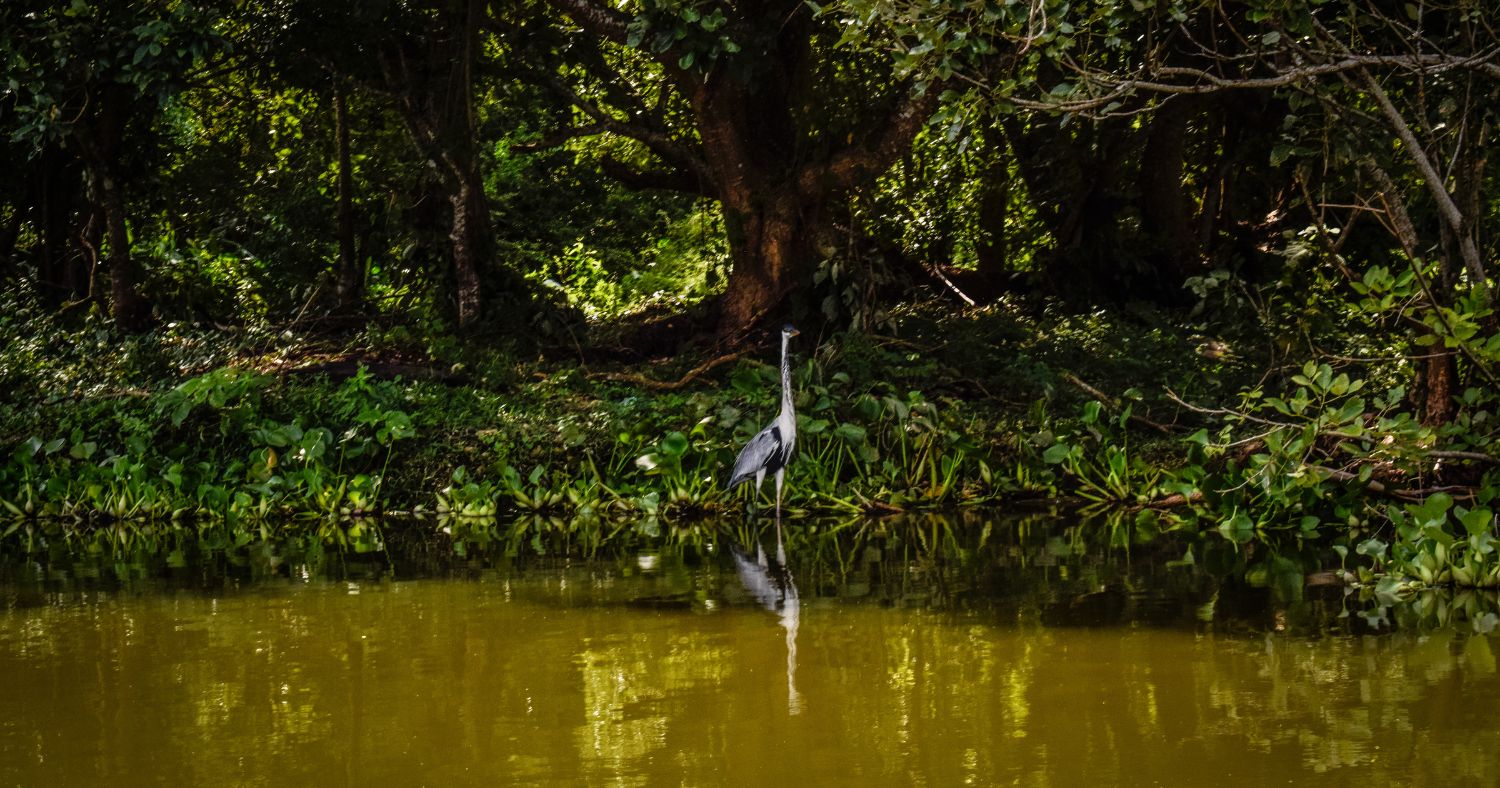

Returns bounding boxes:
[782,323,800,338]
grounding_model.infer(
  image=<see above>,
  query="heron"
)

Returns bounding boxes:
[726,323,800,520]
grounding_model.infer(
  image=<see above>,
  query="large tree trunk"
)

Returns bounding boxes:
[974,126,1011,279]
[1006,117,1130,301]
[718,193,818,338]
[691,63,935,338]
[381,0,498,328]
[93,162,150,330]
[547,0,940,341]
[37,145,83,306]
[686,37,814,340]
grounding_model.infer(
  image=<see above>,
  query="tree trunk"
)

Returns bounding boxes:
[37,145,81,306]
[718,194,816,339]
[546,0,939,341]
[332,76,363,311]
[974,126,1011,278]
[79,86,150,331]
[447,171,487,328]
[1416,351,1459,426]
[689,70,814,339]
[74,202,102,300]
[94,163,150,330]
[1365,160,1459,424]
[380,0,499,328]
[1140,97,1201,274]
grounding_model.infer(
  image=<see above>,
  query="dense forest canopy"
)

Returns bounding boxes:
[3,0,1494,351]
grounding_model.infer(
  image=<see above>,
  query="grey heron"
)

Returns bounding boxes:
[726,323,800,520]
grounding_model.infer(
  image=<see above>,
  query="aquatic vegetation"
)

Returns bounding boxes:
[1040,399,1163,505]
[1,365,417,524]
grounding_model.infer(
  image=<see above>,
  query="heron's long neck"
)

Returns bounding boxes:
[779,334,794,418]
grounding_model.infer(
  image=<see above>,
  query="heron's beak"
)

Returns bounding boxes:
[789,328,801,337]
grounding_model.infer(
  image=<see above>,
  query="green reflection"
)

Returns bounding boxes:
[2,512,1500,784]
[4,576,1500,785]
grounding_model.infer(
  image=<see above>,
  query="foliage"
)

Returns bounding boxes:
[0,0,227,147]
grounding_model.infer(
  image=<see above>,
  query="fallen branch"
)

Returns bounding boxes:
[1135,489,1205,510]
[1389,485,1478,502]
[1428,450,1500,465]
[1061,372,1175,434]
[1165,388,1287,428]
[590,350,749,391]
[1313,466,1475,502]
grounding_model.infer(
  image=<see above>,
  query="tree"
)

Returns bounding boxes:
[252,0,528,328]
[373,0,497,327]
[0,0,226,330]
[838,0,1500,422]
[536,0,942,339]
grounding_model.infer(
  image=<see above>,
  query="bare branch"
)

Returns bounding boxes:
[589,350,751,390]
[1016,51,1500,115]
[1355,67,1489,299]
[600,155,716,198]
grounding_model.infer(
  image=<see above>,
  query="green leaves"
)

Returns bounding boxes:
[1,0,227,147]
[624,2,735,73]
[1042,443,1074,465]
[1217,511,1255,545]
[1406,492,1454,531]
[659,431,689,458]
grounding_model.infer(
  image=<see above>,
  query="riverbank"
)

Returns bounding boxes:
[3,296,1499,590]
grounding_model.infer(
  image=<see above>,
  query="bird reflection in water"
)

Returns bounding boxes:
[729,531,802,715]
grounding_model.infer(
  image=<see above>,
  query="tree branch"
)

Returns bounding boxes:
[600,155,716,197]
[544,77,715,186]
[1060,371,1175,434]
[589,350,751,390]
[1354,66,1489,302]
[1024,51,1500,114]
[799,83,943,195]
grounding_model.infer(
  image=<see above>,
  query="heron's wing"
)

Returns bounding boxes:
[726,424,782,489]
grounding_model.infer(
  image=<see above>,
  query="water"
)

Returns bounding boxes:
[2,514,1500,785]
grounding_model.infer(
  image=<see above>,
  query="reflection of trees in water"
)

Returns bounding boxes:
[5,515,1500,783]
[806,616,1500,784]
[5,510,1500,636]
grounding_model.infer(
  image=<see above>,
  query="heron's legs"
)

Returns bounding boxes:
[749,468,766,519]
[774,468,785,523]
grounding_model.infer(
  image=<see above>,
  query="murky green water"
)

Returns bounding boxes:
[3,515,1500,785]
